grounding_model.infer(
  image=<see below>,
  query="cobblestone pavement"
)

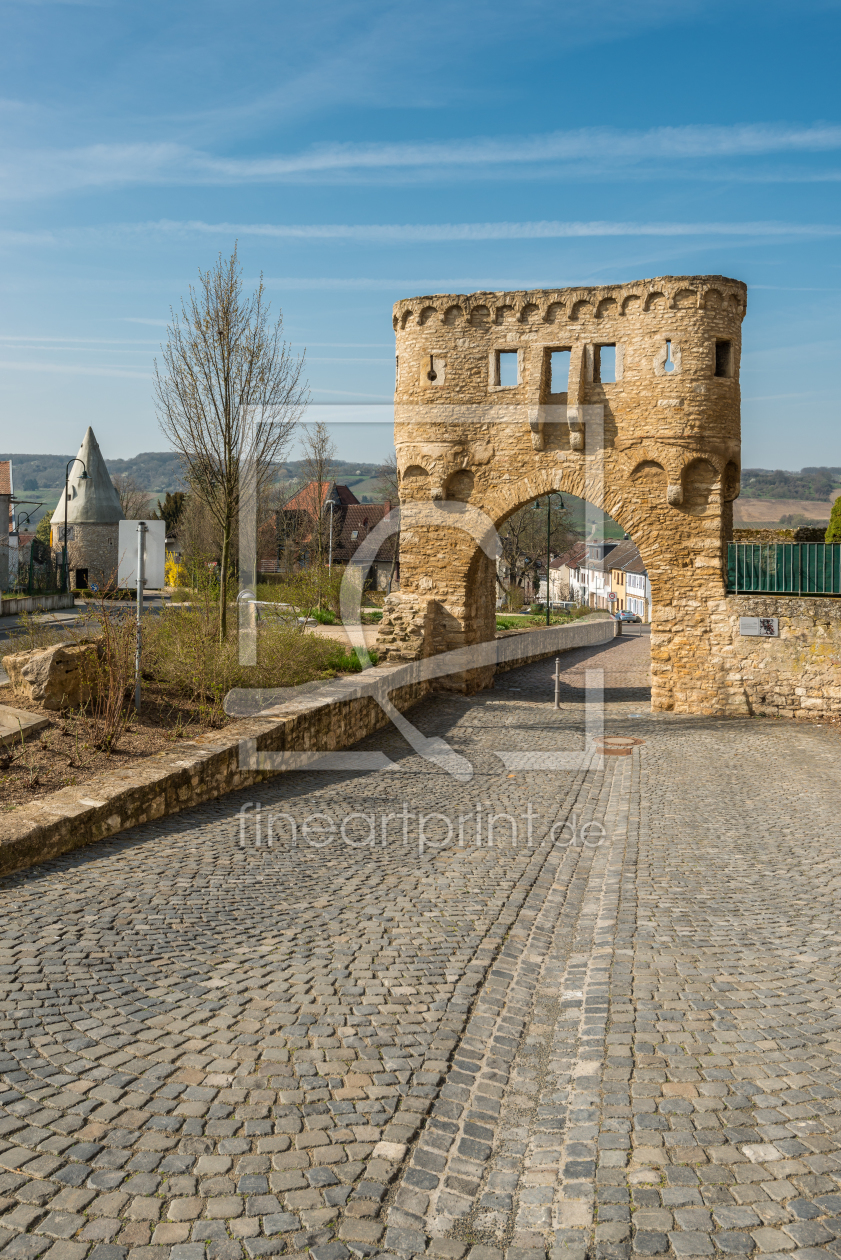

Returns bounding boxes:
[2,632,841,1260]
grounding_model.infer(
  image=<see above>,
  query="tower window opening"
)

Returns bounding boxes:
[497,350,519,387]
[715,340,731,377]
[595,344,616,383]
[664,340,675,374]
[550,349,570,393]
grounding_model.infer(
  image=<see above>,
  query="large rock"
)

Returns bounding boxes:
[2,641,101,710]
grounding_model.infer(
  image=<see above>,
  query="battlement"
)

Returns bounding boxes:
[392,274,747,329]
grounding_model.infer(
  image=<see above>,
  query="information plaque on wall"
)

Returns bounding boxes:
[739,616,779,637]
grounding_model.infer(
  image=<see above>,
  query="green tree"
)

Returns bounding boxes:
[35,514,52,545]
[153,491,187,535]
[826,496,841,543]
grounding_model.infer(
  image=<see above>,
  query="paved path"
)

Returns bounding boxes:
[1,632,840,1260]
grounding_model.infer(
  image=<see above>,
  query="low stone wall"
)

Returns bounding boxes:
[0,618,615,878]
[721,594,841,718]
[0,592,75,617]
[732,527,826,543]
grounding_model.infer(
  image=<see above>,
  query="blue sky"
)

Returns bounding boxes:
[1,0,840,469]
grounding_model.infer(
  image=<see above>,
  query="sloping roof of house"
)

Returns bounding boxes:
[621,552,648,576]
[50,427,124,526]
[333,503,396,564]
[0,461,11,496]
[550,538,647,576]
[284,481,360,513]
[550,541,588,571]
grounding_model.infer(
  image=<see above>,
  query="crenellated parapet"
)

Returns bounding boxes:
[393,275,746,330]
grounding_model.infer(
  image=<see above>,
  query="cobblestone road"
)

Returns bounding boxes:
[2,632,840,1260]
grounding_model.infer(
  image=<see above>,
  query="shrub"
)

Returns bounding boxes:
[165,550,188,587]
[142,602,371,724]
[826,496,841,543]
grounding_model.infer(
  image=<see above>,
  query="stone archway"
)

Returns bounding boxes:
[379,274,747,715]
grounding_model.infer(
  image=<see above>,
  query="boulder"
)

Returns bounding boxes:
[2,641,101,710]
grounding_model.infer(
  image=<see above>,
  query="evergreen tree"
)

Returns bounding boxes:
[826,496,841,543]
[153,490,187,535]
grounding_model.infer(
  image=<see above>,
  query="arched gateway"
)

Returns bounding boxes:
[376,274,747,714]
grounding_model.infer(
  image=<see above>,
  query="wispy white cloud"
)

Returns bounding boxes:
[3,123,841,199]
[0,360,152,378]
[146,218,841,242]
[0,334,158,345]
[119,317,169,327]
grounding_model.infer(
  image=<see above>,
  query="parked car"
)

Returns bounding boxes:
[613,609,642,623]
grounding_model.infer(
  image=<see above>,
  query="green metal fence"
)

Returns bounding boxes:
[727,542,841,595]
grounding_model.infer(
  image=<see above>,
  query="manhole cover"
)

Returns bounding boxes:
[593,736,646,756]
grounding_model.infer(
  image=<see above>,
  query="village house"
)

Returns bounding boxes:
[271,480,398,591]
[547,536,652,619]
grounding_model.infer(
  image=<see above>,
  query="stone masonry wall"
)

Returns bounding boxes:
[0,620,605,877]
[53,521,120,588]
[721,594,841,718]
[382,274,747,713]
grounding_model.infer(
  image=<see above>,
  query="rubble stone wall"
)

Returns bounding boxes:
[722,594,841,718]
[53,521,120,588]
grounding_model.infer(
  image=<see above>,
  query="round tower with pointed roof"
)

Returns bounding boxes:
[50,427,124,589]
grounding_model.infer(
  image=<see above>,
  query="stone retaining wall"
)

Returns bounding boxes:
[0,591,75,617]
[722,594,841,717]
[0,618,616,879]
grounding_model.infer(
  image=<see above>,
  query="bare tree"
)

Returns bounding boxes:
[112,473,149,520]
[499,498,574,602]
[300,421,337,575]
[154,246,308,639]
[375,453,399,593]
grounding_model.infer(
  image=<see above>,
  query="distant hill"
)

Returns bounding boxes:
[3,453,387,495]
[4,451,185,495]
[741,467,841,501]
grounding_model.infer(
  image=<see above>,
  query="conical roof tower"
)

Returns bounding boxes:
[51,427,124,526]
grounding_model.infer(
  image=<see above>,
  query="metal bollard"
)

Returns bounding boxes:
[554,656,560,709]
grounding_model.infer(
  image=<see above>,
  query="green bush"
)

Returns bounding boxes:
[826,496,841,543]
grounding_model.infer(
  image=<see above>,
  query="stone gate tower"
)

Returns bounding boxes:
[377,274,747,714]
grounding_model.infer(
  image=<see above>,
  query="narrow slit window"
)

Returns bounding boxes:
[550,349,570,393]
[595,344,616,383]
[715,340,731,377]
[497,350,518,387]
[664,340,675,374]
[395,355,399,385]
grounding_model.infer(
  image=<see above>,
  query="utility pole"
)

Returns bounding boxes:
[135,522,147,713]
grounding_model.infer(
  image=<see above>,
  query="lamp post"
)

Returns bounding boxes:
[535,493,565,625]
[62,457,88,593]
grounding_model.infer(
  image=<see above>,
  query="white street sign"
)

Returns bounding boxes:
[118,520,166,589]
[739,616,779,637]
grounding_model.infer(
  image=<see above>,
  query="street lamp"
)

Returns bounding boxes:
[62,457,88,593]
[327,499,335,572]
[534,493,565,625]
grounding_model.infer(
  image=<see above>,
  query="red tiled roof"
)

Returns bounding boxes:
[0,461,11,496]
[283,481,360,513]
